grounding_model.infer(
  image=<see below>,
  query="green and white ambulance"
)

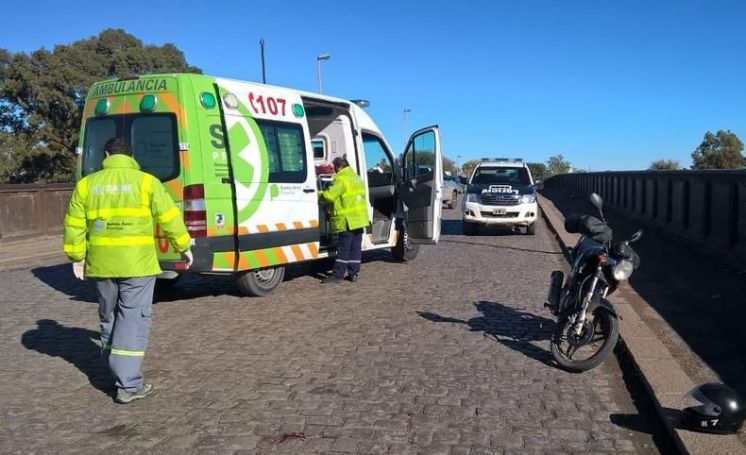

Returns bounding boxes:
[77,73,443,296]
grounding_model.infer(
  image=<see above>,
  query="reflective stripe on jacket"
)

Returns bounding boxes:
[63,154,190,278]
[319,166,370,233]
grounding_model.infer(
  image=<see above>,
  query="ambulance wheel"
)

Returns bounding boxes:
[392,229,419,262]
[236,266,285,297]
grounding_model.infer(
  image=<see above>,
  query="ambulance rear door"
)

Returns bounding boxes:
[399,126,443,244]
[215,80,319,269]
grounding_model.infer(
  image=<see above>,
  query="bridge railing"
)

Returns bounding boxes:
[544,170,746,266]
[0,183,74,243]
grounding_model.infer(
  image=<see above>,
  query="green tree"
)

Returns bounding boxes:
[546,154,572,176]
[526,162,548,181]
[442,156,458,175]
[0,29,201,183]
[649,159,681,170]
[691,130,745,170]
[461,159,481,178]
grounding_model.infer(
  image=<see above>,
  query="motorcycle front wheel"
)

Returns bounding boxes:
[550,307,619,373]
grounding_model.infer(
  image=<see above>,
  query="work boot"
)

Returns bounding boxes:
[115,384,154,404]
[346,273,359,283]
[321,275,343,284]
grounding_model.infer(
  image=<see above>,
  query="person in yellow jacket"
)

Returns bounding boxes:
[318,156,370,283]
[63,137,192,404]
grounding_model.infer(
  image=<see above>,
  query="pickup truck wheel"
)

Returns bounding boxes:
[392,229,419,261]
[526,223,536,235]
[236,266,285,297]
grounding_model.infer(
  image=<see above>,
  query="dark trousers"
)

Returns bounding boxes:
[333,228,364,278]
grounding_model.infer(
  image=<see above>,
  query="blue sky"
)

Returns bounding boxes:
[3,0,745,170]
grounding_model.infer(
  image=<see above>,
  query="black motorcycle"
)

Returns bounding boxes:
[545,193,642,372]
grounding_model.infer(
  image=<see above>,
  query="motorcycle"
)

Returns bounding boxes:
[545,193,642,372]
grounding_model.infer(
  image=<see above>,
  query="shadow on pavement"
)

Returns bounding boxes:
[541,187,746,401]
[418,301,556,366]
[21,319,114,396]
[31,264,98,303]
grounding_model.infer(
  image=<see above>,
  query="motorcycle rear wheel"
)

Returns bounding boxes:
[550,307,619,373]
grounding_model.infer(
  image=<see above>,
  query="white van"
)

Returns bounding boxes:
[77,74,444,296]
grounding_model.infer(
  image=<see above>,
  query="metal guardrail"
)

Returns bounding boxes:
[0,183,74,243]
[544,170,746,267]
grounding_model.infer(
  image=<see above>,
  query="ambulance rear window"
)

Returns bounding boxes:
[257,120,307,184]
[82,114,179,181]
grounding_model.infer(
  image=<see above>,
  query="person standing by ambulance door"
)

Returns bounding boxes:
[62,137,192,404]
[318,156,370,283]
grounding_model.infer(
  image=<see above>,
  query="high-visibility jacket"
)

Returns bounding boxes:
[63,154,191,278]
[319,166,370,233]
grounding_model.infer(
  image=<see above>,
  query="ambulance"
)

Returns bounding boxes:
[77,74,443,296]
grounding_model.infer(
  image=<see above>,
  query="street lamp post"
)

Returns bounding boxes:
[403,108,411,148]
[456,155,461,175]
[317,53,330,93]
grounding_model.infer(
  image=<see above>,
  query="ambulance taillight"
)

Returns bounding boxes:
[184,184,207,237]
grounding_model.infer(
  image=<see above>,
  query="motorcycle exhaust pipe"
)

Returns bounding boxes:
[545,270,564,314]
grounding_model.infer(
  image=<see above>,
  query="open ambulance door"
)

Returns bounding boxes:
[399,126,443,244]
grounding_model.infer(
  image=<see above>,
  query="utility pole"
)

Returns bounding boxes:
[260,39,266,83]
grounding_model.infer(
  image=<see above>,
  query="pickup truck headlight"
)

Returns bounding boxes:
[465,193,479,203]
[520,194,537,204]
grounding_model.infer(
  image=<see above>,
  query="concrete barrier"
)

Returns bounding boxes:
[545,170,746,267]
[0,184,74,243]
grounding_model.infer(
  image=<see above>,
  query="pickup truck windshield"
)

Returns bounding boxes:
[471,166,530,185]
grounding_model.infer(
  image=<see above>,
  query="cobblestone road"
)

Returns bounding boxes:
[0,203,669,454]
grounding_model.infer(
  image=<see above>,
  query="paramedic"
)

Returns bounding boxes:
[62,137,192,404]
[319,156,370,283]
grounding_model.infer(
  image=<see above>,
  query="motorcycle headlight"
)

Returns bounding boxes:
[466,193,479,203]
[520,194,537,204]
[612,260,634,281]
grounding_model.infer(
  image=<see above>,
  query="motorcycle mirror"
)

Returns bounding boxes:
[630,230,643,243]
[589,192,605,220]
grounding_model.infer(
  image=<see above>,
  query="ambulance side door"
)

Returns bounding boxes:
[398,126,443,244]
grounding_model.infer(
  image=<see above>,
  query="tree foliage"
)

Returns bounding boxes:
[461,159,481,178]
[691,130,745,170]
[649,159,681,170]
[546,154,572,176]
[526,162,548,181]
[0,29,201,183]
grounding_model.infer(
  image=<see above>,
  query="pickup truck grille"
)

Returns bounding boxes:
[480,211,520,218]
[480,193,521,206]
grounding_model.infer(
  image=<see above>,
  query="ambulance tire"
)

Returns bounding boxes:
[392,228,419,262]
[236,266,285,297]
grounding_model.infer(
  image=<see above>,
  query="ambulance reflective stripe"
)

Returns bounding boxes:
[87,207,151,219]
[89,236,155,246]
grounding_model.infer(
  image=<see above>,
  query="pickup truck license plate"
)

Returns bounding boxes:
[492,208,506,215]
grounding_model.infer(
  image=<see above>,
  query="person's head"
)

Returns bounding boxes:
[103,137,132,157]
[332,156,349,173]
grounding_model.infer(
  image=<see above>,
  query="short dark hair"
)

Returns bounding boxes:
[103,137,132,156]
[332,156,349,170]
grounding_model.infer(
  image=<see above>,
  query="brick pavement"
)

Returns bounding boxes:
[0,204,668,454]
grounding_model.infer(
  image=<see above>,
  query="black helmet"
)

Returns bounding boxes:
[681,383,746,434]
